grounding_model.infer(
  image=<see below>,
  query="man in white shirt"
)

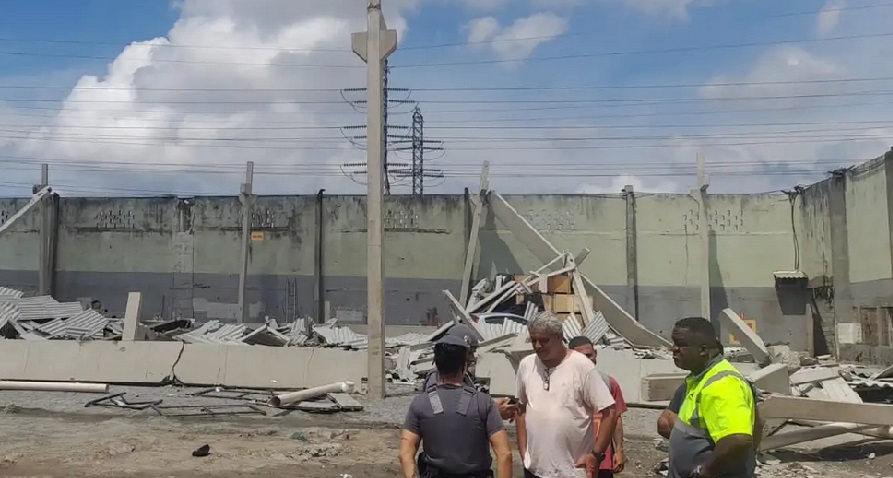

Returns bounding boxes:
[515,312,618,478]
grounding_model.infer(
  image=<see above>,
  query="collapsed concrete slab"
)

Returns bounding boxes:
[488,191,669,349]
[747,363,790,395]
[759,395,893,427]
[0,341,365,390]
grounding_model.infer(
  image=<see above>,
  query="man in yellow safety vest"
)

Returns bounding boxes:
[667,317,757,478]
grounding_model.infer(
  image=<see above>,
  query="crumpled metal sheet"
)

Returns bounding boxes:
[0,287,23,299]
[313,323,365,347]
[38,309,109,339]
[177,320,248,344]
[0,296,84,321]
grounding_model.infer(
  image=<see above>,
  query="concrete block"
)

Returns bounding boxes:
[747,363,790,395]
[768,345,801,372]
[719,309,771,367]
[760,395,893,427]
[641,373,687,401]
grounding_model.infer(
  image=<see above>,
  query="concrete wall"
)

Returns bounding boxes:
[2,154,892,355]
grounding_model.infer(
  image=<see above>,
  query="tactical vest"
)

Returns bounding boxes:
[426,380,479,417]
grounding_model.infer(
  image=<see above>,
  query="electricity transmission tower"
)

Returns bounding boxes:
[340,62,415,195]
[390,107,444,195]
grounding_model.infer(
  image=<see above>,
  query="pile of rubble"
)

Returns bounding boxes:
[0,293,124,341]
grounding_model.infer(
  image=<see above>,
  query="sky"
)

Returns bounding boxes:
[0,0,891,197]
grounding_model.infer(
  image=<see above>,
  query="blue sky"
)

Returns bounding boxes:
[0,0,889,196]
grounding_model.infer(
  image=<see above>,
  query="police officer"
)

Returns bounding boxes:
[668,317,757,478]
[420,324,480,390]
[399,334,513,478]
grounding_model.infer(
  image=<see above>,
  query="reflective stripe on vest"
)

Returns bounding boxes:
[680,369,747,440]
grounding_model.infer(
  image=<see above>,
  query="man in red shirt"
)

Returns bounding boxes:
[569,336,628,477]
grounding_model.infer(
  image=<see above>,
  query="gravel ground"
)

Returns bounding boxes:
[0,384,889,477]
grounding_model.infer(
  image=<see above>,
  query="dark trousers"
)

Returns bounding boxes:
[418,456,493,478]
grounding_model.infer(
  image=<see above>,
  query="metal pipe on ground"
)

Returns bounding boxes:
[0,381,109,394]
[268,381,355,408]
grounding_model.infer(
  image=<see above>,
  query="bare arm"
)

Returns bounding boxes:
[398,430,420,478]
[515,403,528,459]
[594,405,618,455]
[702,435,753,477]
[489,429,513,478]
[613,414,624,451]
[657,410,677,439]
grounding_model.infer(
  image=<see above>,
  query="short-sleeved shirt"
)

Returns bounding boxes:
[516,350,616,477]
[594,375,627,471]
[668,383,687,413]
[403,384,504,475]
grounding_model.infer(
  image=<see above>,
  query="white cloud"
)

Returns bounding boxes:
[577,174,684,194]
[817,1,843,37]
[463,12,569,63]
[532,0,700,19]
[0,0,890,197]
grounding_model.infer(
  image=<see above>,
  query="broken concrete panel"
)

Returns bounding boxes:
[581,276,670,348]
[760,422,877,451]
[789,366,841,385]
[489,192,561,266]
[760,396,893,427]
[0,341,366,389]
[719,309,771,367]
[641,373,687,401]
[747,363,790,395]
[0,341,180,383]
[476,352,519,397]
[487,191,667,349]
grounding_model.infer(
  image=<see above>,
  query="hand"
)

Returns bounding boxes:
[496,398,518,421]
[613,449,626,473]
[690,464,713,478]
[574,453,599,478]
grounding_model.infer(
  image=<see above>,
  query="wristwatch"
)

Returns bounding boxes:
[691,465,706,478]
[590,451,606,462]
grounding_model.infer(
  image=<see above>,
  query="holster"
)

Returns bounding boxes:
[416,455,493,478]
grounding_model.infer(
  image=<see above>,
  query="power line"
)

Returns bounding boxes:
[5,89,893,105]
[1,2,889,55]
[6,74,893,92]
[390,31,893,69]
[1,29,892,70]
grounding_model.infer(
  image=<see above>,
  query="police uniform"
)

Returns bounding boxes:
[419,323,481,391]
[668,355,757,478]
[403,335,505,478]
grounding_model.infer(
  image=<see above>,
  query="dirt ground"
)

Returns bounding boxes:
[0,387,890,477]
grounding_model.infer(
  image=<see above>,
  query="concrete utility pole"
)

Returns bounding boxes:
[352,0,397,399]
[238,161,255,324]
[37,164,50,295]
[693,153,711,321]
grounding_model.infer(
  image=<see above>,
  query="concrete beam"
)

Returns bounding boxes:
[489,192,561,267]
[122,292,142,341]
[760,395,893,427]
[0,341,365,390]
[719,308,771,367]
